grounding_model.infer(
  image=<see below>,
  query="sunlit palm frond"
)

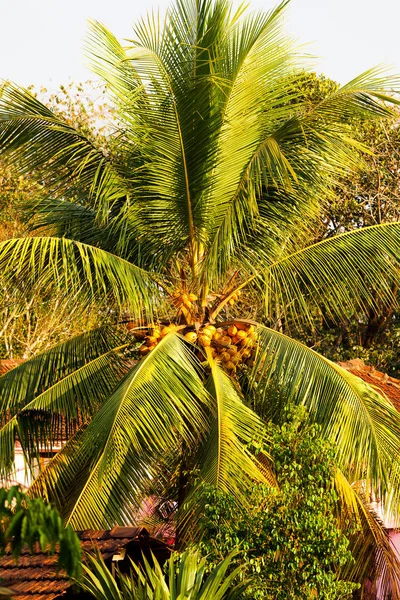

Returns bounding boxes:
[0,326,123,415]
[0,327,130,478]
[251,325,400,515]
[200,350,272,494]
[0,84,126,224]
[176,349,273,542]
[262,222,400,328]
[335,471,400,599]
[30,333,209,529]
[203,68,400,283]
[0,236,163,320]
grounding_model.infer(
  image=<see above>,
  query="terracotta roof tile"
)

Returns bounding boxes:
[338,359,400,411]
[0,359,24,375]
[0,527,172,600]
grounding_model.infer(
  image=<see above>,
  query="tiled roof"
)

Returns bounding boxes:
[0,527,172,600]
[338,358,400,412]
[0,359,24,375]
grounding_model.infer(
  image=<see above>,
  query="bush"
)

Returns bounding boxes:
[194,411,358,599]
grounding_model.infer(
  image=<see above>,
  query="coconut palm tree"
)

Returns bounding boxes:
[1,0,400,589]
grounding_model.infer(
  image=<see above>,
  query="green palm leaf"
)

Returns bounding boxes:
[202,67,400,284]
[0,236,162,320]
[0,84,125,224]
[0,326,125,415]
[263,222,400,327]
[251,325,400,514]
[30,332,209,528]
[0,345,130,479]
[335,470,400,597]
[200,350,272,495]
[0,327,130,477]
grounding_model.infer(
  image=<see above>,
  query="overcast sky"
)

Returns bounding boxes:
[0,0,399,90]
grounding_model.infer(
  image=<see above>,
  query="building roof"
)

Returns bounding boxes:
[338,358,400,412]
[0,359,24,375]
[0,527,172,600]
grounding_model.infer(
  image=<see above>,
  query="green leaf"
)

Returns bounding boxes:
[251,325,400,515]
[30,333,209,529]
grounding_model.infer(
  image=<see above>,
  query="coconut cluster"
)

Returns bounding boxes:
[172,291,198,311]
[185,322,257,373]
[127,319,256,374]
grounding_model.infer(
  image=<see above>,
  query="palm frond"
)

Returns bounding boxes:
[0,326,122,415]
[262,222,400,328]
[176,350,273,543]
[251,325,400,515]
[0,236,163,320]
[30,333,209,529]
[0,327,130,478]
[203,68,400,284]
[200,350,272,495]
[336,471,400,598]
[0,84,125,224]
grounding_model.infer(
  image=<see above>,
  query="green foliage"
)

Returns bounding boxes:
[0,486,81,580]
[283,73,400,375]
[194,412,358,599]
[0,81,110,359]
[80,548,247,600]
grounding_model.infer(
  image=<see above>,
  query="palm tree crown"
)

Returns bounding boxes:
[1,0,400,588]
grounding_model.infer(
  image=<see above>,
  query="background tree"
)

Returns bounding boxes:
[0,81,110,358]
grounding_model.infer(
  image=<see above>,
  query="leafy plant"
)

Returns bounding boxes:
[0,486,81,579]
[80,548,247,600]
[194,411,358,599]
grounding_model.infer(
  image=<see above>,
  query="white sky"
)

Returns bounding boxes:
[0,0,399,91]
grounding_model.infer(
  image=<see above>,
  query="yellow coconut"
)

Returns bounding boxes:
[160,326,173,337]
[203,325,217,336]
[227,325,238,337]
[184,331,197,343]
[199,335,211,347]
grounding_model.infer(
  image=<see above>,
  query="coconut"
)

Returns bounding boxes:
[227,325,238,337]
[199,335,211,347]
[184,331,197,343]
